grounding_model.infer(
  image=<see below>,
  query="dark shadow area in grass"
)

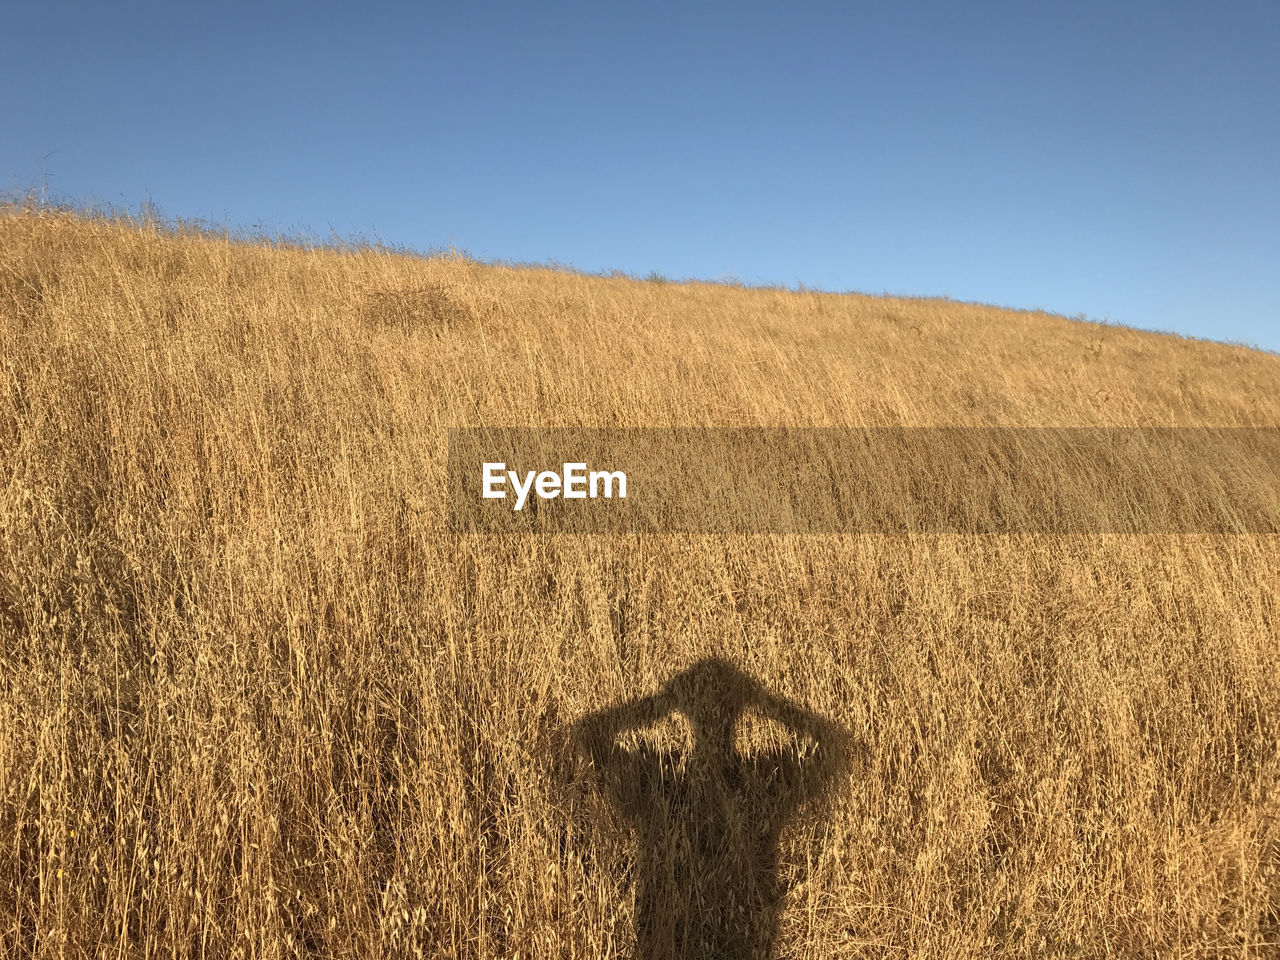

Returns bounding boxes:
[572,658,850,959]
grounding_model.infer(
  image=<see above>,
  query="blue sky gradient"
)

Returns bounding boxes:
[5,0,1277,350]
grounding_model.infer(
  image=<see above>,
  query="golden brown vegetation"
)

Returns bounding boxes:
[1,206,1279,958]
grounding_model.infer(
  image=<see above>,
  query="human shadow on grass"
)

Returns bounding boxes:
[572,658,851,960]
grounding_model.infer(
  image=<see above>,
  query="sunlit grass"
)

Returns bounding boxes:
[1,205,1279,958]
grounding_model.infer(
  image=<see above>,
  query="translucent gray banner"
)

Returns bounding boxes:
[447,428,1280,533]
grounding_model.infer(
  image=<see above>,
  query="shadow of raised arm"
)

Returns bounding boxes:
[751,683,852,795]
[571,687,675,769]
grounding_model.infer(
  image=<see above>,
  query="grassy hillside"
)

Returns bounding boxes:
[2,207,1279,958]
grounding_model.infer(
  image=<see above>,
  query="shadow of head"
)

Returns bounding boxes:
[660,657,756,756]
[575,657,851,775]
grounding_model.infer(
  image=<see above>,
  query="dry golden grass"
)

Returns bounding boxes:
[1,206,1279,958]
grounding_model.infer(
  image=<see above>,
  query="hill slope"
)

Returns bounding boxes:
[2,209,1279,958]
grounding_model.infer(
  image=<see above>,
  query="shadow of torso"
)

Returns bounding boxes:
[599,744,814,960]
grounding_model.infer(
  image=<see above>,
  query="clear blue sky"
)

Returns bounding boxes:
[6,0,1277,351]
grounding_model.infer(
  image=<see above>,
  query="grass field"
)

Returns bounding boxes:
[2,206,1279,958]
